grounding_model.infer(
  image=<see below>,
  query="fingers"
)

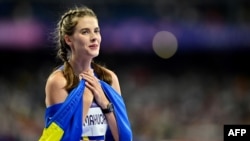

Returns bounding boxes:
[79,71,99,82]
[78,70,101,94]
[79,73,99,92]
[81,74,95,84]
[79,70,108,107]
[85,81,96,93]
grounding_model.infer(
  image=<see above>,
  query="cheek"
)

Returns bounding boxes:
[98,35,102,42]
[78,38,88,45]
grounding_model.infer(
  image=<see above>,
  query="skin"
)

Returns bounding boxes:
[45,16,120,141]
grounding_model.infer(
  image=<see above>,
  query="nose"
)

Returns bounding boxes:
[90,32,97,42]
[91,37,97,42]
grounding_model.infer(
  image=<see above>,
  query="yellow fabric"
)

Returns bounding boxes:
[39,122,64,141]
[82,136,89,141]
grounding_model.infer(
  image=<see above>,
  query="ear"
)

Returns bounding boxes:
[64,35,72,46]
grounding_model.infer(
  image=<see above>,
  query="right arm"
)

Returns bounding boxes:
[45,70,68,107]
[45,70,94,121]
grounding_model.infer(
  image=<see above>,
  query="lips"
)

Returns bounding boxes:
[89,44,98,48]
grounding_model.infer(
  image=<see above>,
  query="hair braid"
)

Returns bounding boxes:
[54,6,112,91]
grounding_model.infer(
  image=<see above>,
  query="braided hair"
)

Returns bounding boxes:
[54,6,112,91]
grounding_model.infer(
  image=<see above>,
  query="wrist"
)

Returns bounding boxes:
[100,101,109,109]
[101,103,114,114]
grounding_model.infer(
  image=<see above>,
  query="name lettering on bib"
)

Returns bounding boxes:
[82,103,108,137]
[84,111,106,126]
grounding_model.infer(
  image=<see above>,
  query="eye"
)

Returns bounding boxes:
[81,29,89,34]
[94,28,100,33]
[82,31,88,34]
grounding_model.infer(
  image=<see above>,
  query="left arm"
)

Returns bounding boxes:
[80,70,120,141]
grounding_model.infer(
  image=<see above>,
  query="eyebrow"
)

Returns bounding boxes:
[79,27,100,31]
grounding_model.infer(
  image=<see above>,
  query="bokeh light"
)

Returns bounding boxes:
[152,31,178,59]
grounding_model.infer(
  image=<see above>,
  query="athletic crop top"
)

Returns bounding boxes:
[81,101,108,141]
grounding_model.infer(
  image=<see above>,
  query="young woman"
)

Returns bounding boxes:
[39,6,132,141]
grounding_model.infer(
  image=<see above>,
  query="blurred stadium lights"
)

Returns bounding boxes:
[0,20,45,49]
[0,0,249,53]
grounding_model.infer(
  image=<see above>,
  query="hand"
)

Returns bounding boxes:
[79,70,109,108]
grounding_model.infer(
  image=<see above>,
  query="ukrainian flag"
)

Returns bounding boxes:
[39,79,133,141]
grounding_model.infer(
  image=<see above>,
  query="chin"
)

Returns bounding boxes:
[92,52,99,58]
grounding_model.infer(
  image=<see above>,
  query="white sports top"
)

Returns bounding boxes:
[81,101,108,141]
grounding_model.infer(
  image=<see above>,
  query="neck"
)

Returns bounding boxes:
[69,58,93,76]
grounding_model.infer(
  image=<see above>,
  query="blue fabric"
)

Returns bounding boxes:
[43,79,133,141]
[44,79,85,141]
[100,81,133,141]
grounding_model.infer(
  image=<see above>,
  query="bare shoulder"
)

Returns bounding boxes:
[46,70,66,90]
[104,68,122,95]
[45,70,68,107]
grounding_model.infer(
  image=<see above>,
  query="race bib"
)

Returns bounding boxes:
[82,103,108,137]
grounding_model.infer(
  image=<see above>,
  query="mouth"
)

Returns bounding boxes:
[89,44,98,48]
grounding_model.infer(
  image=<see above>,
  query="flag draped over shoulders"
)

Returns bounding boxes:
[39,79,133,141]
[100,81,133,141]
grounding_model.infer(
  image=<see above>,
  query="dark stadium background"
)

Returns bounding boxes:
[0,0,249,141]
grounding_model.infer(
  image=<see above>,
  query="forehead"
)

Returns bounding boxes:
[75,16,99,29]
